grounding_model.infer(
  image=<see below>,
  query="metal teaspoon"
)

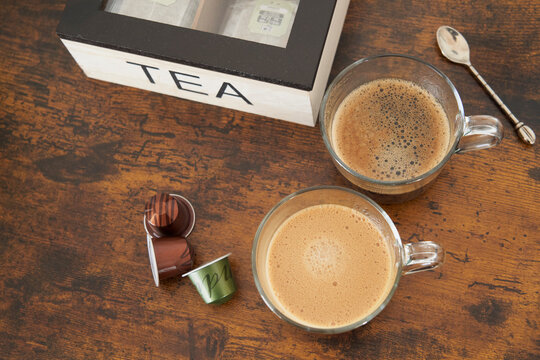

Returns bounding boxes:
[436,25,535,145]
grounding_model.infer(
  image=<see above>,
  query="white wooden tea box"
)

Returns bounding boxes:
[57,0,350,126]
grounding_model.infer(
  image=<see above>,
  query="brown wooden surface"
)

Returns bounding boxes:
[1,0,539,359]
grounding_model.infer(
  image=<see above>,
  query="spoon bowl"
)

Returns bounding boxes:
[437,26,471,65]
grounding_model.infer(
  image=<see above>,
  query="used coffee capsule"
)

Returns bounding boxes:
[147,234,195,287]
[182,253,236,304]
[144,193,195,238]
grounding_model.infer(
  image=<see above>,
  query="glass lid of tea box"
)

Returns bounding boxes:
[57,0,337,90]
[104,0,300,49]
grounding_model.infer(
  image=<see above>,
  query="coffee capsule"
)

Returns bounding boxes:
[182,253,236,304]
[144,193,195,238]
[147,235,194,287]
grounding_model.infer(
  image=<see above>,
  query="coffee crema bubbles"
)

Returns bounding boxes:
[332,78,451,181]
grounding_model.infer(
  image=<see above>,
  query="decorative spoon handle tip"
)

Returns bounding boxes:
[516,125,536,145]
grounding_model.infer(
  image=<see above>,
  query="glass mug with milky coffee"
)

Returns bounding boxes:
[320,54,504,202]
[252,186,444,334]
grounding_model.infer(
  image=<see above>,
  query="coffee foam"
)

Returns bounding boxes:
[305,238,344,277]
[266,204,395,329]
[332,78,450,181]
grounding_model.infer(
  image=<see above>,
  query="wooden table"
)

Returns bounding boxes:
[1,0,538,358]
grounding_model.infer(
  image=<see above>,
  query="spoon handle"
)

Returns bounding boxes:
[467,65,535,145]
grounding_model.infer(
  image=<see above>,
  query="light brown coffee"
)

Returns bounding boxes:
[332,78,450,181]
[266,204,394,329]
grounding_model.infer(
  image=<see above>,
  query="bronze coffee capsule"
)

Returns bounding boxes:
[147,235,194,287]
[144,193,195,238]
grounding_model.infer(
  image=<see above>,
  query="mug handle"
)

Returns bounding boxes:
[402,241,445,275]
[456,115,504,153]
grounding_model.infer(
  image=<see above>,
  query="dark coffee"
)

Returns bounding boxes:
[332,78,450,181]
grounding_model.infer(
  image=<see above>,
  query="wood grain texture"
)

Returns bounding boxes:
[0,0,538,359]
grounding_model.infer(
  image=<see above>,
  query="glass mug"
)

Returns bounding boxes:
[252,186,444,334]
[320,54,504,203]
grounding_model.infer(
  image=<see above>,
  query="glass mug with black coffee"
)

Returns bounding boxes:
[320,54,504,202]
